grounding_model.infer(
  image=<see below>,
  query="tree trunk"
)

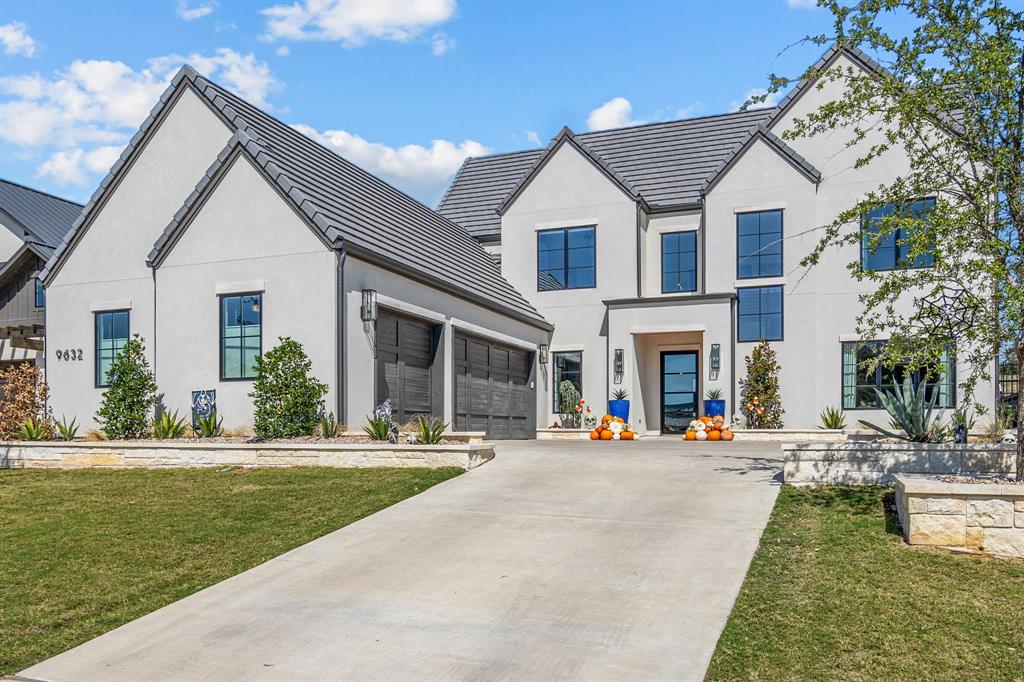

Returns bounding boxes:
[1017,342,1023,481]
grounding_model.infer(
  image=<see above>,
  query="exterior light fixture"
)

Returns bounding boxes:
[360,289,378,322]
[614,348,624,375]
[710,344,721,372]
[538,344,548,365]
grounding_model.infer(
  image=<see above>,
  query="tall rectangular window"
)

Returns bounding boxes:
[841,340,955,409]
[552,351,582,412]
[95,310,129,387]
[737,286,783,342]
[661,231,697,293]
[34,278,44,308]
[220,293,262,380]
[537,226,596,291]
[861,198,936,271]
[737,209,783,279]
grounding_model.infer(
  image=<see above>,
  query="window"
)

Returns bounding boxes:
[737,286,783,342]
[737,209,783,279]
[537,226,596,291]
[661,231,697,293]
[861,198,936,271]
[95,310,129,387]
[220,293,262,380]
[552,351,582,412]
[842,340,955,409]
[34,278,44,308]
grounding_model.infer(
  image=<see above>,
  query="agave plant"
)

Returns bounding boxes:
[195,412,224,438]
[705,387,724,400]
[55,415,79,441]
[819,406,846,430]
[611,388,629,401]
[364,400,398,443]
[319,412,342,438]
[14,417,50,441]
[860,376,946,442]
[152,410,188,439]
[413,414,448,445]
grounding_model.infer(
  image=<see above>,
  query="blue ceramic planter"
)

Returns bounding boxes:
[608,399,630,423]
[704,399,726,418]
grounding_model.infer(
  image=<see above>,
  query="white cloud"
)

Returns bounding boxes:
[176,0,217,21]
[0,21,37,57]
[1,49,279,186]
[525,130,542,146]
[430,31,454,56]
[786,0,819,8]
[293,123,487,204]
[674,102,702,119]
[261,0,456,48]
[729,87,782,112]
[587,97,642,131]
[276,45,291,56]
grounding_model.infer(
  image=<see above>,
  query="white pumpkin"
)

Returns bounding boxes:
[695,430,708,441]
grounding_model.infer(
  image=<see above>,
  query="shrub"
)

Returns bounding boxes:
[739,341,784,429]
[250,337,327,439]
[558,380,582,428]
[95,335,158,439]
[0,362,51,438]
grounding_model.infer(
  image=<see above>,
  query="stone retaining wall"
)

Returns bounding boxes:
[0,440,494,470]
[784,443,1016,486]
[895,475,1024,558]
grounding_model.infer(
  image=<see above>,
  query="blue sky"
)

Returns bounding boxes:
[1,0,844,207]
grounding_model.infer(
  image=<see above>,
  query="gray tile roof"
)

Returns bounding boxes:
[0,178,81,251]
[439,108,778,239]
[145,68,550,330]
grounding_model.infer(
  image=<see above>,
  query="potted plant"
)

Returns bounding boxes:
[704,388,726,418]
[608,388,630,423]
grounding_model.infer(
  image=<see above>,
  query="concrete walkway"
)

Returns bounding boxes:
[21,439,782,682]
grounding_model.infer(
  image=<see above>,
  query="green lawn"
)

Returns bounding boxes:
[0,466,461,675]
[707,485,1024,681]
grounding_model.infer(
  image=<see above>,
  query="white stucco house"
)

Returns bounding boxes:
[438,45,997,434]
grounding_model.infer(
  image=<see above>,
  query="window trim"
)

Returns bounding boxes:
[551,350,583,413]
[33,278,44,309]
[840,339,956,410]
[218,292,263,382]
[94,309,130,389]
[660,230,698,294]
[736,285,784,342]
[859,197,937,272]
[735,209,784,280]
[536,225,597,292]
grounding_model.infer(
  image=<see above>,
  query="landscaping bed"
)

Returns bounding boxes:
[0,466,462,675]
[706,485,1024,680]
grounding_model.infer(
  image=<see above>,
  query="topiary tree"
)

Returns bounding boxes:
[250,337,327,439]
[0,362,52,438]
[740,341,784,429]
[96,335,158,439]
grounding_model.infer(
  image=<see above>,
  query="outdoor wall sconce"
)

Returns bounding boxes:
[538,344,548,365]
[710,343,721,372]
[360,289,378,322]
[614,348,624,375]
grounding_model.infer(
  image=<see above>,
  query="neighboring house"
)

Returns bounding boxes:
[0,179,82,372]
[42,67,551,437]
[439,45,996,433]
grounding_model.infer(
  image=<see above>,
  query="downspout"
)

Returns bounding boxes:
[635,201,643,298]
[730,295,737,421]
[151,264,157,401]
[700,194,707,294]
[336,246,347,425]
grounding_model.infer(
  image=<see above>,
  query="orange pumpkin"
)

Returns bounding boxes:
[600,430,614,440]
[621,431,634,440]
[684,431,697,441]
[590,430,600,440]
[707,430,721,441]
[721,430,734,441]
[602,415,613,423]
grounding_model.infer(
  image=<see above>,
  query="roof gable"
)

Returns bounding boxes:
[0,179,81,250]
[701,126,821,195]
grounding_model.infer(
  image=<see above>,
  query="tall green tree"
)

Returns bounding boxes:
[759,0,1022,479]
[95,335,158,439]
[740,342,785,429]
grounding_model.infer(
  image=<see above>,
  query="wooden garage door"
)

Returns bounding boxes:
[375,310,438,424]
[453,332,535,439]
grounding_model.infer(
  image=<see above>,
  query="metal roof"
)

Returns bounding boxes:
[145,69,551,330]
[0,178,81,251]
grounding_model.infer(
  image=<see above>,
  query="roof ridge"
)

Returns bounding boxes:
[576,106,778,138]
[0,177,84,208]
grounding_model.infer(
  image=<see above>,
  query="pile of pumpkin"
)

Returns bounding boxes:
[589,414,637,441]
[684,416,734,441]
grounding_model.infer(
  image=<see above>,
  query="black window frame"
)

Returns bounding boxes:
[219,292,263,382]
[33,278,44,309]
[736,209,783,280]
[552,350,583,412]
[860,198,937,272]
[736,285,784,342]
[841,340,956,410]
[94,309,130,388]
[661,230,698,294]
[536,225,597,291]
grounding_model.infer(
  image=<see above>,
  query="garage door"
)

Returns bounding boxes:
[375,310,439,424]
[453,332,536,439]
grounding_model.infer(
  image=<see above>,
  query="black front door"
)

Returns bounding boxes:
[661,351,698,434]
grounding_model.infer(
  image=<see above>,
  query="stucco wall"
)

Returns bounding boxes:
[0,219,24,262]
[501,143,637,424]
[642,211,701,298]
[155,153,338,429]
[44,86,232,428]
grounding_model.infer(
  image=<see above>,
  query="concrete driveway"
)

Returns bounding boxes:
[21,439,782,682]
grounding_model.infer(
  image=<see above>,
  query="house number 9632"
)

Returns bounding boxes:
[56,349,84,361]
